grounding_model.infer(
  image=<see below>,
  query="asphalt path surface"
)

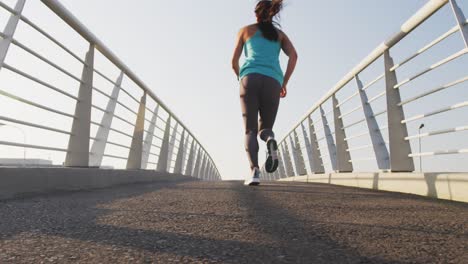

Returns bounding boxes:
[0,180,467,263]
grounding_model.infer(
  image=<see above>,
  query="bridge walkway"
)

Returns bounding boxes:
[0,180,466,263]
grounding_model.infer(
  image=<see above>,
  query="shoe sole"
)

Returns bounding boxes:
[265,139,279,173]
[244,178,260,186]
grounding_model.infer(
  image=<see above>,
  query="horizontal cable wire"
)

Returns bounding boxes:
[405,125,468,140]
[92,86,113,100]
[390,24,462,71]
[342,117,366,130]
[362,74,385,91]
[102,153,127,160]
[394,48,468,89]
[323,109,334,117]
[3,63,78,100]
[106,140,130,149]
[339,105,363,119]
[367,90,386,104]
[91,104,108,114]
[0,1,86,65]
[119,86,141,105]
[116,100,138,116]
[113,113,136,128]
[144,105,157,116]
[402,101,468,124]
[20,15,87,65]
[0,115,71,135]
[0,140,67,152]
[372,109,388,118]
[336,91,359,108]
[93,69,120,87]
[151,134,164,141]
[90,121,133,138]
[0,88,75,118]
[0,1,17,14]
[10,38,83,83]
[409,149,468,157]
[399,75,468,106]
[348,158,376,162]
[347,144,373,152]
[345,131,370,141]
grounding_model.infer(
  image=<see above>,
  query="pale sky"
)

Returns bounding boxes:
[0,0,467,179]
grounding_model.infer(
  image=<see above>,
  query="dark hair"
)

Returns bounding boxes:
[255,0,283,42]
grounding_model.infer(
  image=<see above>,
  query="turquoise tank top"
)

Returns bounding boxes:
[239,30,284,86]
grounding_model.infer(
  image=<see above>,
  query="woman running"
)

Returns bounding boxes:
[232,0,298,186]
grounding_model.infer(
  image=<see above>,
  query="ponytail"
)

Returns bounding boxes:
[255,0,283,42]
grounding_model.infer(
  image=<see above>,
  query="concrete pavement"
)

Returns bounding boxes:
[0,180,466,263]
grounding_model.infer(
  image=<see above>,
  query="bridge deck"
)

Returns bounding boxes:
[0,181,466,263]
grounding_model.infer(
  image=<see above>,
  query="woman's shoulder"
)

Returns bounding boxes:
[240,24,258,34]
[276,28,288,41]
[239,24,259,41]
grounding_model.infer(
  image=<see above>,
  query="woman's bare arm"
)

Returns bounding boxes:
[280,32,298,97]
[231,28,245,79]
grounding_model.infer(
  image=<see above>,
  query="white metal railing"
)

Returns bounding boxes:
[0,0,220,181]
[262,0,468,179]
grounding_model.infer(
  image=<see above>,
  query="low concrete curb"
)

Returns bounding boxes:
[278,172,468,203]
[0,168,195,200]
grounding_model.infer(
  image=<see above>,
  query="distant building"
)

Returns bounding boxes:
[0,159,53,167]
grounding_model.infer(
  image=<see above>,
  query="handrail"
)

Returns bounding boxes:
[40,0,220,177]
[264,0,467,179]
[279,0,449,144]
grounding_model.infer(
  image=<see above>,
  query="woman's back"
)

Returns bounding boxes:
[240,26,284,86]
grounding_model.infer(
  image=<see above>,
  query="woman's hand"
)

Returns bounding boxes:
[280,86,287,98]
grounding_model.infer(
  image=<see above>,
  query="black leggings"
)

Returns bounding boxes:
[240,73,281,169]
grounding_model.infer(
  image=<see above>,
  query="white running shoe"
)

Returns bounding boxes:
[244,167,260,186]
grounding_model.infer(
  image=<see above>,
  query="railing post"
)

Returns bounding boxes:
[126,92,146,170]
[276,162,282,179]
[214,164,218,181]
[277,146,286,179]
[167,123,179,171]
[304,118,325,174]
[450,0,468,47]
[0,0,25,71]
[200,154,207,180]
[333,95,353,172]
[320,106,337,171]
[262,166,268,180]
[283,141,295,177]
[141,105,159,169]
[291,131,307,175]
[210,164,214,181]
[209,161,213,180]
[89,72,123,167]
[156,117,171,172]
[193,148,202,178]
[384,50,414,172]
[184,140,195,176]
[356,75,390,170]
[173,130,186,174]
[207,163,212,181]
[204,158,210,180]
[65,44,94,167]
[181,133,188,172]
[273,168,278,180]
